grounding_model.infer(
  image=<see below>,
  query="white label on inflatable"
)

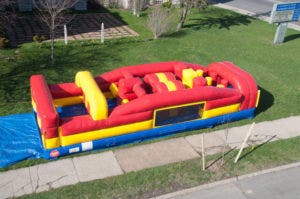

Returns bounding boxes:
[69,147,80,154]
[82,141,93,151]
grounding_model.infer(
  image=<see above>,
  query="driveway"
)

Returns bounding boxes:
[6,13,138,46]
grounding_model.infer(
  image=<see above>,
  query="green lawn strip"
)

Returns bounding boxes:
[18,135,300,199]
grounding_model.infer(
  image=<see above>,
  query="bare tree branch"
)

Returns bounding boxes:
[176,0,208,31]
[148,6,173,39]
[33,0,79,62]
[0,0,17,36]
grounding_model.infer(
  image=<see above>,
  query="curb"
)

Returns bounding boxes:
[153,161,300,199]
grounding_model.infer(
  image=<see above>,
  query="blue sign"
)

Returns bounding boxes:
[272,2,300,22]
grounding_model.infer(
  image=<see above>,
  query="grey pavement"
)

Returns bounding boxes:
[213,0,300,31]
[115,138,200,172]
[6,13,138,46]
[73,151,123,182]
[156,162,300,199]
[0,116,299,198]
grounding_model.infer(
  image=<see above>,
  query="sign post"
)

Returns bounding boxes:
[270,2,300,44]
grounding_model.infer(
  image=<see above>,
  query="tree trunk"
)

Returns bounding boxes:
[133,0,140,17]
[50,18,55,63]
[133,0,136,16]
[136,0,140,17]
[177,2,189,31]
[50,31,54,62]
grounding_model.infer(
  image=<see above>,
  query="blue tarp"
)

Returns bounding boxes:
[0,113,43,168]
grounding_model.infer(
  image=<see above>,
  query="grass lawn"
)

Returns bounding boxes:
[0,7,299,120]
[0,6,299,169]
[18,135,300,199]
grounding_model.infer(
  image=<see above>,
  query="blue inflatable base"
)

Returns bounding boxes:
[0,108,254,168]
[43,108,255,159]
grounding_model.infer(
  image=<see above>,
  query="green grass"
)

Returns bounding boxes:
[18,135,300,199]
[0,6,299,120]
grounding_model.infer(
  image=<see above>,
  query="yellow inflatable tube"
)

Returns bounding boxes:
[75,71,108,120]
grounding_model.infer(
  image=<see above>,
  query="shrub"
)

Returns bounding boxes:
[40,35,46,42]
[147,7,173,39]
[33,35,39,42]
[162,1,172,9]
[33,35,46,43]
[0,37,9,48]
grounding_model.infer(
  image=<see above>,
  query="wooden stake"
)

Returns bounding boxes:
[201,133,205,171]
[234,122,255,163]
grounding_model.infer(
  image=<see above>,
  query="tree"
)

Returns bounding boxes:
[133,0,142,17]
[34,0,78,62]
[147,6,173,39]
[132,0,144,17]
[176,0,207,31]
[177,0,192,31]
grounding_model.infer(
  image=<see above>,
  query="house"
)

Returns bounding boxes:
[18,0,88,12]
[18,0,178,12]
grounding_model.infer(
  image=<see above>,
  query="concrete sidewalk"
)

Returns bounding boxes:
[213,0,300,31]
[0,116,299,198]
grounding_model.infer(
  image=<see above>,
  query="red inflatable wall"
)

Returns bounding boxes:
[30,75,59,139]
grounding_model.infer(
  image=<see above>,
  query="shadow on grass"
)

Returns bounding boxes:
[284,34,300,43]
[0,41,123,105]
[168,30,188,38]
[255,86,274,116]
[238,135,277,162]
[186,12,252,30]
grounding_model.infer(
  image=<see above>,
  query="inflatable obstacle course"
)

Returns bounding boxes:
[0,61,260,167]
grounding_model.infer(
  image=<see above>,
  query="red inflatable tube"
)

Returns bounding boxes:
[118,92,137,101]
[110,86,241,116]
[49,83,82,99]
[49,80,111,99]
[222,61,257,109]
[221,61,258,108]
[164,72,176,80]
[156,83,169,93]
[193,77,207,87]
[207,62,250,110]
[173,80,185,90]
[99,61,178,83]
[61,111,152,136]
[30,75,58,138]
[99,61,207,83]
[205,94,242,110]
[118,77,143,94]
[42,126,59,139]
[133,84,146,97]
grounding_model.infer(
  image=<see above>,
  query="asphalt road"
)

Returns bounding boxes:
[171,165,300,199]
